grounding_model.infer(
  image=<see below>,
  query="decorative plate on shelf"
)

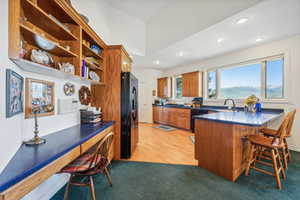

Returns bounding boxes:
[89,71,100,82]
[63,82,75,96]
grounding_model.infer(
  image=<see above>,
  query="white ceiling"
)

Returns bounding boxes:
[106,0,176,22]
[134,0,300,69]
[107,0,300,69]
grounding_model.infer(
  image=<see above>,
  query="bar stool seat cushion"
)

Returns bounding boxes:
[248,135,285,149]
[61,153,104,173]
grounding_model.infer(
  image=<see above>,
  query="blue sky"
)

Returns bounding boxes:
[266,60,283,87]
[220,63,261,88]
[218,59,283,88]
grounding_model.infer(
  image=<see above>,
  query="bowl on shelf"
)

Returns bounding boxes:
[90,45,101,54]
[80,14,90,24]
[34,35,56,51]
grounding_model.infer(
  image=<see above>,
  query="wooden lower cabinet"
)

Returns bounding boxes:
[153,106,191,130]
[195,119,263,181]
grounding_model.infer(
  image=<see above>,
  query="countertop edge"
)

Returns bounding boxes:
[194,113,282,127]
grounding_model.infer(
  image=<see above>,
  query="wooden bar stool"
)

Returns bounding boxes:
[61,132,114,200]
[260,110,296,169]
[245,112,292,190]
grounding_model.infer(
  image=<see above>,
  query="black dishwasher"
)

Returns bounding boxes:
[191,109,209,133]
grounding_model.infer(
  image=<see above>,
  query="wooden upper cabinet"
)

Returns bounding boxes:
[182,71,203,97]
[157,77,169,98]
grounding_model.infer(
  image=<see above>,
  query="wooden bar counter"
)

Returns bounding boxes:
[194,111,282,182]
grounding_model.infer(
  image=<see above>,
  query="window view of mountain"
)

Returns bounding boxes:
[220,86,282,99]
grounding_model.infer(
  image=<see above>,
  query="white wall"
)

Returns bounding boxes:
[132,68,162,123]
[108,7,146,56]
[71,0,111,43]
[71,0,146,56]
[0,1,147,200]
[162,35,300,151]
[0,0,23,174]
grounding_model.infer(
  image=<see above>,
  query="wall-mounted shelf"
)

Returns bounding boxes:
[10,58,103,85]
[85,59,103,71]
[9,0,107,87]
[20,24,78,57]
[82,43,103,59]
[22,0,78,41]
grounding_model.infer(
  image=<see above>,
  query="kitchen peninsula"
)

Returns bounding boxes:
[194,110,283,182]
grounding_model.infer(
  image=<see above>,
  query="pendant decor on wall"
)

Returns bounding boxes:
[63,82,75,96]
[79,86,91,105]
[6,69,24,118]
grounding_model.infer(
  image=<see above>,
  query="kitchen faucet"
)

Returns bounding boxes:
[224,99,237,111]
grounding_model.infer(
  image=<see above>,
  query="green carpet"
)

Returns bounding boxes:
[51,151,300,200]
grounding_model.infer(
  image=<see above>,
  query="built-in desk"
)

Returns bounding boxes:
[0,121,114,200]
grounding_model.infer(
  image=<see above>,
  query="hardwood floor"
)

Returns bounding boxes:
[123,123,197,166]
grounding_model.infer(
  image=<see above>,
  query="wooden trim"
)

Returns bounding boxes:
[8,0,20,58]
[0,147,80,200]
[107,45,132,63]
[81,126,113,154]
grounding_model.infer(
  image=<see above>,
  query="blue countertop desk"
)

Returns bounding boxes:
[0,121,114,194]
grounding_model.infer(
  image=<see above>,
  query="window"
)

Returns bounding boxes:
[207,55,284,100]
[266,58,284,99]
[174,76,183,99]
[207,71,217,98]
[220,63,262,99]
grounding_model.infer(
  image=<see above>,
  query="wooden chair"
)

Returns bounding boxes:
[245,112,293,190]
[260,110,296,169]
[61,132,114,200]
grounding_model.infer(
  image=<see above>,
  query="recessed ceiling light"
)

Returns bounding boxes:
[236,18,249,24]
[153,60,160,65]
[217,38,224,43]
[177,51,184,57]
[255,37,263,42]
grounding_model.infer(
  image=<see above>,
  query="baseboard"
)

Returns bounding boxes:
[288,144,300,153]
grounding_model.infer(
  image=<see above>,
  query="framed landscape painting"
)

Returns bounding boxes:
[6,69,24,118]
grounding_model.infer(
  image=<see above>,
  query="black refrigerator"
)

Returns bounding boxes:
[121,72,139,159]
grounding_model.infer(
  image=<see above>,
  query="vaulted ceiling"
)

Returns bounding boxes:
[107,0,300,69]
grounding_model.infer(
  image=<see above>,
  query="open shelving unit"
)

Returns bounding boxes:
[9,0,107,85]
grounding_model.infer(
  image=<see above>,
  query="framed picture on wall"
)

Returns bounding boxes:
[25,78,55,118]
[6,69,24,118]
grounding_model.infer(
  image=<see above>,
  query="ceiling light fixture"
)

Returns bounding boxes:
[255,37,263,42]
[217,38,224,43]
[236,17,249,24]
[153,60,160,65]
[177,51,184,57]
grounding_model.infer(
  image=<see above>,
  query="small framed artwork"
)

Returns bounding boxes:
[6,69,24,118]
[25,78,55,118]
